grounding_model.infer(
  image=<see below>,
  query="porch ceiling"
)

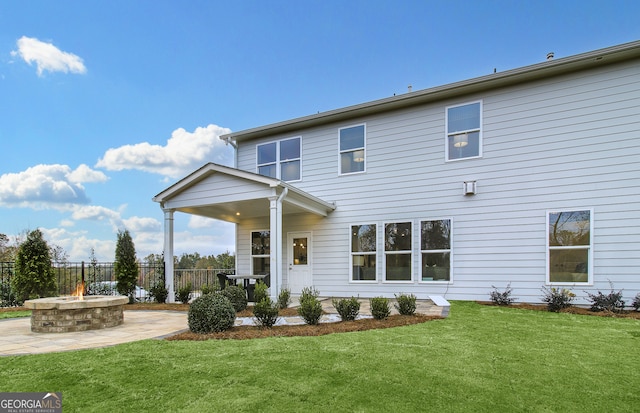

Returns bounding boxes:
[153,163,336,223]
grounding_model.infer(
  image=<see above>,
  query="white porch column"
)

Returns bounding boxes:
[163,208,175,303]
[269,197,279,301]
[269,188,287,301]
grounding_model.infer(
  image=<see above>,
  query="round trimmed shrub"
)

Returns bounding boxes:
[188,293,236,333]
[221,285,248,312]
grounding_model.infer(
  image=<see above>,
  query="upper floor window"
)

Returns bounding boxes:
[257,137,301,181]
[446,101,482,161]
[421,219,452,282]
[339,124,365,174]
[351,224,376,282]
[547,210,592,284]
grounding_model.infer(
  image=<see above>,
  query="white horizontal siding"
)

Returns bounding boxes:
[230,59,640,304]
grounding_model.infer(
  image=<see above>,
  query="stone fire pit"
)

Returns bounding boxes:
[24,295,129,333]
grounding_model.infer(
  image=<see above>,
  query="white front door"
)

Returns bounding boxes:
[287,232,312,294]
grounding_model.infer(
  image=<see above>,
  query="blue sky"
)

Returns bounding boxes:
[1,0,638,261]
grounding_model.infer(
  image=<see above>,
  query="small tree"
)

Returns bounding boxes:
[11,229,57,302]
[114,229,138,302]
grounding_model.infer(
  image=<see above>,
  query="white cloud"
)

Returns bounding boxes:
[11,36,87,76]
[0,164,107,209]
[95,124,234,178]
[123,216,161,233]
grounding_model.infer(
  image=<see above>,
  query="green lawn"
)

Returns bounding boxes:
[1,301,638,412]
[0,310,30,319]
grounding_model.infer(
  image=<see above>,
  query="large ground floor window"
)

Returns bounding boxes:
[351,224,376,281]
[547,209,592,283]
[384,222,412,282]
[251,230,270,275]
[421,219,452,282]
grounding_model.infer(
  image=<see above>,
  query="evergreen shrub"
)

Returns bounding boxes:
[370,297,391,320]
[253,297,280,328]
[188,293,235,333]
[332,297,360,321]
[253,280,268,303]
[221,285,248,312]
[176,283,192,304]
[394,293,417,315]
[277,288,291,309]
[298,286,322,325]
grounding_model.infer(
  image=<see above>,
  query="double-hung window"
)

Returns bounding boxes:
[257,137,301,181]
[251,231,270,276]
[446,101,482,161]
[384,222,412,281]
[351,224,376,281]
[547,210,592,284]
[339,124,365,174]
[420,219,452,282]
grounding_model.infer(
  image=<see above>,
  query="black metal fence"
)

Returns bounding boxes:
[0,261,235,305]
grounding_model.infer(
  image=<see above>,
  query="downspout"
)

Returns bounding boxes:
[223,137,238,168]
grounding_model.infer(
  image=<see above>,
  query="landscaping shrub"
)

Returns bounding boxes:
[277,288,291,309]
[298,286,322,325]
[541,286,575,312]
[200,283,219,296]
[149,281,168,304]
[394,293,417,315]
[176,283,192,304]
[253,280,268,303]
[12,229,57,302]
[632,293,640,312]
[0,279,20,307]
[489,284,516,306]
[114,229,137,302]
[332,297,360,321]
[370,297,391,320]
[221,285,248,312]
[188,293,235,333]
[585,283,625,313]
[253,297,280,328]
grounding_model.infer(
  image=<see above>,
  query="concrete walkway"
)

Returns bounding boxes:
[0,298,448,356]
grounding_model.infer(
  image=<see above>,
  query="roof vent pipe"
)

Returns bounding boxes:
[408,85,412,93]
[547,52,554,61]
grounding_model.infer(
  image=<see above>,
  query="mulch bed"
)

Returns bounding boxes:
[477,301,640,319]
[166,314,442,341]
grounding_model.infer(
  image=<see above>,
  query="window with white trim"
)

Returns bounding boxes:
[251,231,270,276]
[257,137,301,181]
[351,224,376,281]
[547,210,592,283]
[339,124,365,174]
[384,222,412,281]
[420,219,451,282]
[446,101,481,160]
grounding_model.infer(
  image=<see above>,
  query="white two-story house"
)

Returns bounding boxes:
[154,40,640,304]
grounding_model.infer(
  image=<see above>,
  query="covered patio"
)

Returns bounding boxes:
[153,163,336,302]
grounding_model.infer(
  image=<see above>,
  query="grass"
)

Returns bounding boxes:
[0,310,30,319]
[1,301,639,412]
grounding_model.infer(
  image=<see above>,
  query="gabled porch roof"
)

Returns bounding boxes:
[152,163,336,222]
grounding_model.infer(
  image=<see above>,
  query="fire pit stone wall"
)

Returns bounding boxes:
[24,296,129,333]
